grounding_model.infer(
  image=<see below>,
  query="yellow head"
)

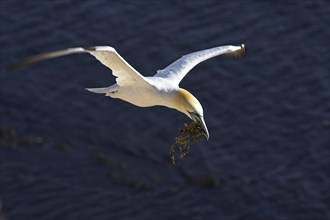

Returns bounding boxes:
[175,88,209,140]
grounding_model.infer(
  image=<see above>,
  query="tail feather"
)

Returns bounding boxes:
[85,87,111,94]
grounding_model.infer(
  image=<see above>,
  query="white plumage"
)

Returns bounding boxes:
[10,44,246,140]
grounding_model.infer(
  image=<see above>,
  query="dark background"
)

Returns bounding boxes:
[0,1,329,219]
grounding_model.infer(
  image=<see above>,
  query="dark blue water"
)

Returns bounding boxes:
[1,1,329,219]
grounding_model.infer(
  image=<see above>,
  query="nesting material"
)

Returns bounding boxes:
[170,121,206,164]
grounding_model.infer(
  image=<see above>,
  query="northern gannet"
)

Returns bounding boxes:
[10,44,245,140]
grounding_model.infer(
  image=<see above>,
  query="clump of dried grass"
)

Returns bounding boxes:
[170,121,206,164]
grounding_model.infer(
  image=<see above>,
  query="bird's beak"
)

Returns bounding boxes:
[191,113,209,141]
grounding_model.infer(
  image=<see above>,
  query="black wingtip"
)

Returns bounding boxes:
[6,62,24,72]
[240,44,246,55]
[6,58,33,72]
[226,44,246,59]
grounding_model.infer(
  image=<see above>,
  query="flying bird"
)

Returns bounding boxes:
[10,44,246,140]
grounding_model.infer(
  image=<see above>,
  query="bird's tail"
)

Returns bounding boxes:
[85,87,110,94]
[85,85,118,95]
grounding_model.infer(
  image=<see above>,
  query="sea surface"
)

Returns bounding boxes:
[0,1,329,219]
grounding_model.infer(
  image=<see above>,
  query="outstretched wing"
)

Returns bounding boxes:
[9,46,150,86]
[154,44,245,85]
